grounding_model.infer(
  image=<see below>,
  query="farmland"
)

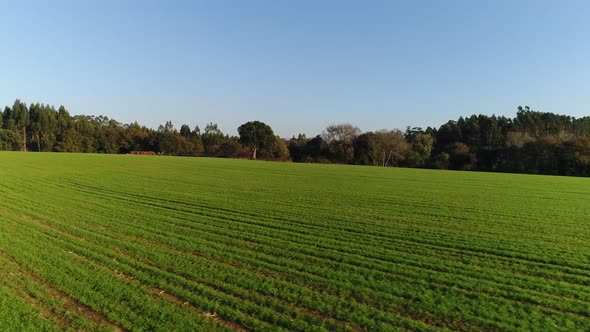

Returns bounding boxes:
[0,152,589,331]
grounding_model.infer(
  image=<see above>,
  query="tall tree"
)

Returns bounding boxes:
[354,130,409,167]
[202,122,224,154]
[179,124,191,137]
[13,99,29,151]
[322,123,360,163]
[237,121,275,160]
[407,133,433,167]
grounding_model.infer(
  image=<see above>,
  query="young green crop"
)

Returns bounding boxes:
[0,152,589,331]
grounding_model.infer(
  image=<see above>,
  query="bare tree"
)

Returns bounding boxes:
[373,129,409,167]
[322,123,361,162]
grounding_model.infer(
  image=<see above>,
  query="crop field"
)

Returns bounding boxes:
[0,152,589,331]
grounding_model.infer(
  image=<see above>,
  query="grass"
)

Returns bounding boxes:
[0,151,589,331]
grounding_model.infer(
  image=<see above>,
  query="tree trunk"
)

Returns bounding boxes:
[252,147,257,160]
[22,127,27,152]
[385,150,393,167]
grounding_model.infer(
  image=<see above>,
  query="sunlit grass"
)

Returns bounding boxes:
[0,152,589,331]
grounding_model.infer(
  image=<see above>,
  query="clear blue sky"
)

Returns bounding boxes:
[1,1,589,137]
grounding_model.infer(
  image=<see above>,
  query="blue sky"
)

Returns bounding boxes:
[0,1,589,137]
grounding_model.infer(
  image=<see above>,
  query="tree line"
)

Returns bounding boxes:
[2,99,590,176]
[0,100,290,161]
[289,106,590,176]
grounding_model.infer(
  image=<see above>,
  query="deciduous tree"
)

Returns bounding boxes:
[237,121,275,160]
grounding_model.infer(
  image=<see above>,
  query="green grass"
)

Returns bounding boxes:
[0,152,589,331]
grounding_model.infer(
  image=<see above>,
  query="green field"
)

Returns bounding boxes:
[0,152,589,331]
